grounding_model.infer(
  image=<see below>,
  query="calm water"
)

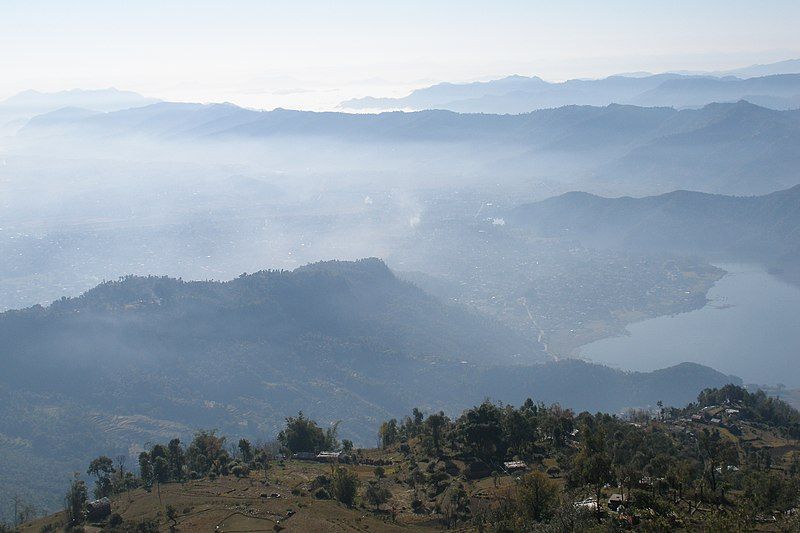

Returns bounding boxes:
[580,264,800,387]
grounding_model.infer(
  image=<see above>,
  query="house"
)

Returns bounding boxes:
[574,498,597,511]
[316,451,342,462]
[608,493,626,511]
[292,452,316,460]
[86,497,111,520]
[503,460,527,471]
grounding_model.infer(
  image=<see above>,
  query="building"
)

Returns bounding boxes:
[608,493,626,511]
[86,497,111,520]
[503,460,527,471]
[292,452,316,460]
[316,451,342,462]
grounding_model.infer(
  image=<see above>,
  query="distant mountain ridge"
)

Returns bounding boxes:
[0,88,158,136]
[510,185,800,280]
[341,68,800,113]
[14,99,800,195]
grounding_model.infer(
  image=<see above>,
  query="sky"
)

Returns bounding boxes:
[1,0,799,110]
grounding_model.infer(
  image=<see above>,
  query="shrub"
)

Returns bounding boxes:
[231,465,248,478]
[331,467,359,507]
[364,481,391,510]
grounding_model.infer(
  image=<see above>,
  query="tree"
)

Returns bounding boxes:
[87,455,116,498]
[364,480,391,510]
[167,438,185,480]
[165,504,179,529]
[502,406,537,456]
[341,439,354,455]
[425,412,448,455]
[379,419,399,448]
[573,416,613,522]
[238,438,253,464]
[373,466,385,479]
[331,467,359,507]
[457,401,505,460]
[153,456,170,503]
[15,500,37,526]
[278,412,326,453]
[139,452,153,488]
[65,473,88,525]
[515,471,559,522]
[186,430,226,475]
[698,428,737,496]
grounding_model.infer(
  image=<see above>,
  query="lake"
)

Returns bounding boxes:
[579,264,800,387]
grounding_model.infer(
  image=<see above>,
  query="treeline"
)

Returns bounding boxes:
[379,385,800,529]
[50,385,800,531]
[694,383,800,438]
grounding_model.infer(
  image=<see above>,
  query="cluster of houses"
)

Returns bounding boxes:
[677,405,743,435]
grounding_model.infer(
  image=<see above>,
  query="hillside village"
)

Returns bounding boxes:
[10,384,800,532]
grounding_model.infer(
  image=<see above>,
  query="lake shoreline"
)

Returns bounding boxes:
[576,263,800,388]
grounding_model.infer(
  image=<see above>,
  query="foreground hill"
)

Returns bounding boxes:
[12,100,800,195]
[510,185,800,281]
[0,259,739,519]
[19,385,799,532]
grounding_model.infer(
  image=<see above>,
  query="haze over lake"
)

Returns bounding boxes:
[580,264,800,387]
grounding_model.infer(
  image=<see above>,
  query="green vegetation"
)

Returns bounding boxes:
[15,384,800,532]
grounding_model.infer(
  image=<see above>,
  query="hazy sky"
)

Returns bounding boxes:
[1,0,799,109]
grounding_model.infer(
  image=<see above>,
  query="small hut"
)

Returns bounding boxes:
[86,497,111,520]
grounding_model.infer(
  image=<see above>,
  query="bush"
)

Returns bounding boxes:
[364,480,392,510]
[310,474,330,490]
[314,487,331,499]
[514,471,559,522]
[108,513,124,527]
[331,467,359,507]
[231,465,249,478]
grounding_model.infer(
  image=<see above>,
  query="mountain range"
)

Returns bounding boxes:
[0,88,158,137]
[341,70,800,113]
[12,99,800,195]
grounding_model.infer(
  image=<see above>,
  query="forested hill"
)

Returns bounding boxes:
[0,259,740,519]
[0,257,547,394]
[510,185,800,276]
